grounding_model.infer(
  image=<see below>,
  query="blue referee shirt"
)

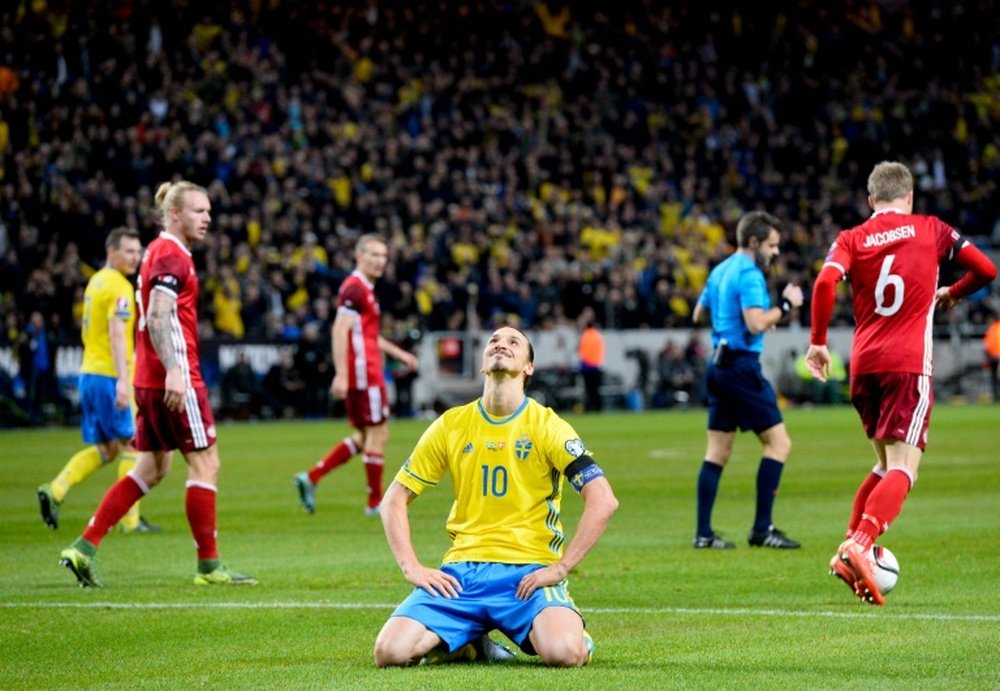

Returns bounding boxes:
[698,253,770,352]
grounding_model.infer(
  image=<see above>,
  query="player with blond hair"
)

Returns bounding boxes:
[59,181,256,587]
[808,161,996,604]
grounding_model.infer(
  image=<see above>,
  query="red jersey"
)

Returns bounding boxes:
[338,270,383,389]
[134,232,204,389]
[822,209,960,376]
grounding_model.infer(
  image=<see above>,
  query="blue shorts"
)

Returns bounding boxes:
[79,374,134,444]
[390,562,584,655]
[705,352,782,433]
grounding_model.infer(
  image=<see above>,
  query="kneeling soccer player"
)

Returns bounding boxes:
[373,326,618,667]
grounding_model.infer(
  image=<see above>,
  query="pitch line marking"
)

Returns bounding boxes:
[3,602,999,623]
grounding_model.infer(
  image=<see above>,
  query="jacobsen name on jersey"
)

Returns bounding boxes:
[862,225,916,248]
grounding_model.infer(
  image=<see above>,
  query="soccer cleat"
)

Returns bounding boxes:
[294,472,316,514]
[829,554,864,597]
[582,629,595,663]
[837,539,885,606]
[692,533,735,549]
[37,484,60,530]
[364,504,381,517]
[748,525,801,549]
[59,547,103,588]
[470,635,517,662]
[193,565,259,586]
[420,635,516,665]
[120,516,162,534]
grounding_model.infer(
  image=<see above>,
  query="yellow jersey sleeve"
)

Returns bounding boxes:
[395,415,450,496]
[80,269,136,378]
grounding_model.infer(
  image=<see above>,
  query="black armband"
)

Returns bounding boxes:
[152,274,181,297]
[564,455,606,493]
[780,299,792,314]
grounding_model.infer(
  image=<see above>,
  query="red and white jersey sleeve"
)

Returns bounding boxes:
[823,210,959,376]
[134,232,204,389]
[337,270,383,389]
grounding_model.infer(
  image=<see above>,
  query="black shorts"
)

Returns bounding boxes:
[705,352,782,433]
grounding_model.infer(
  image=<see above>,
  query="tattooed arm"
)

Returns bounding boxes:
[147,288,186,412]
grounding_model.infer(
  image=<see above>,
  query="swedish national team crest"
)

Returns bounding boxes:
[514,435,532,461]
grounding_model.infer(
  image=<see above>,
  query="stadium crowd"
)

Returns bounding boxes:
[1,1,998,421]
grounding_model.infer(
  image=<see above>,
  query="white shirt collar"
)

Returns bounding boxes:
[871,207,906,218]
[351,269,374,289]
[160,231,192,256]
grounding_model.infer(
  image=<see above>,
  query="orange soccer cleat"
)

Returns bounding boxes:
[836,539,885,606]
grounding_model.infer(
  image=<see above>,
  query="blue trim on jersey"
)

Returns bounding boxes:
[545,468,564,554]
[477,397,529,425]
[399,459,438,488]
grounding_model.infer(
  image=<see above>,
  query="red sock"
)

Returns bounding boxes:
[186,483,218,561]
[850,468,913,548]
[848,470,884,533]
[363,453,384,508]
[82,475,146,546]
[309,437,359,485]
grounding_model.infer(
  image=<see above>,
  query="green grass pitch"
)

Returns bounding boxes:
[2,405,998,689]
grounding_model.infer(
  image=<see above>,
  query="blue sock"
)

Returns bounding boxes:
[696,461,724,537]
[754,457,784,533]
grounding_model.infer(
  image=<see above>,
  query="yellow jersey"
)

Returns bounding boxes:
[395,397,592,565]
[80,267,135,378]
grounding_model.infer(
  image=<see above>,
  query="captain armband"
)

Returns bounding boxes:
[151,274,181,296]
[564,456,606,493]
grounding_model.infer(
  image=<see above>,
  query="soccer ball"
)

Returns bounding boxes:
[870,544,899,595]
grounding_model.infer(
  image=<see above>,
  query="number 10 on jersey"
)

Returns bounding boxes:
[481,465,508,497]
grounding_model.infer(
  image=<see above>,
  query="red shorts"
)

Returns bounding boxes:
[345,385,389,429]
[850,372,933,450]
[133,386,218,453]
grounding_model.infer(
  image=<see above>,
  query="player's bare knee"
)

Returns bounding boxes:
[764,436,791,461]
[97,441,121,463]
[540,644,589,667]
[371,644,392,668]
[374,639,422,668]
[372,634,400,667]
[537,636,589,667]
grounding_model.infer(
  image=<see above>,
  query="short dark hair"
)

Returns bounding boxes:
[105,227,140,250]
[736,211,782,248]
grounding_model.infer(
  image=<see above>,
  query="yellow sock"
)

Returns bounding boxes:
[51,446,105,503]
[118,451,141,531]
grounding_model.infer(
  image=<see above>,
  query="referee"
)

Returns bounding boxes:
[690,211,803,550]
